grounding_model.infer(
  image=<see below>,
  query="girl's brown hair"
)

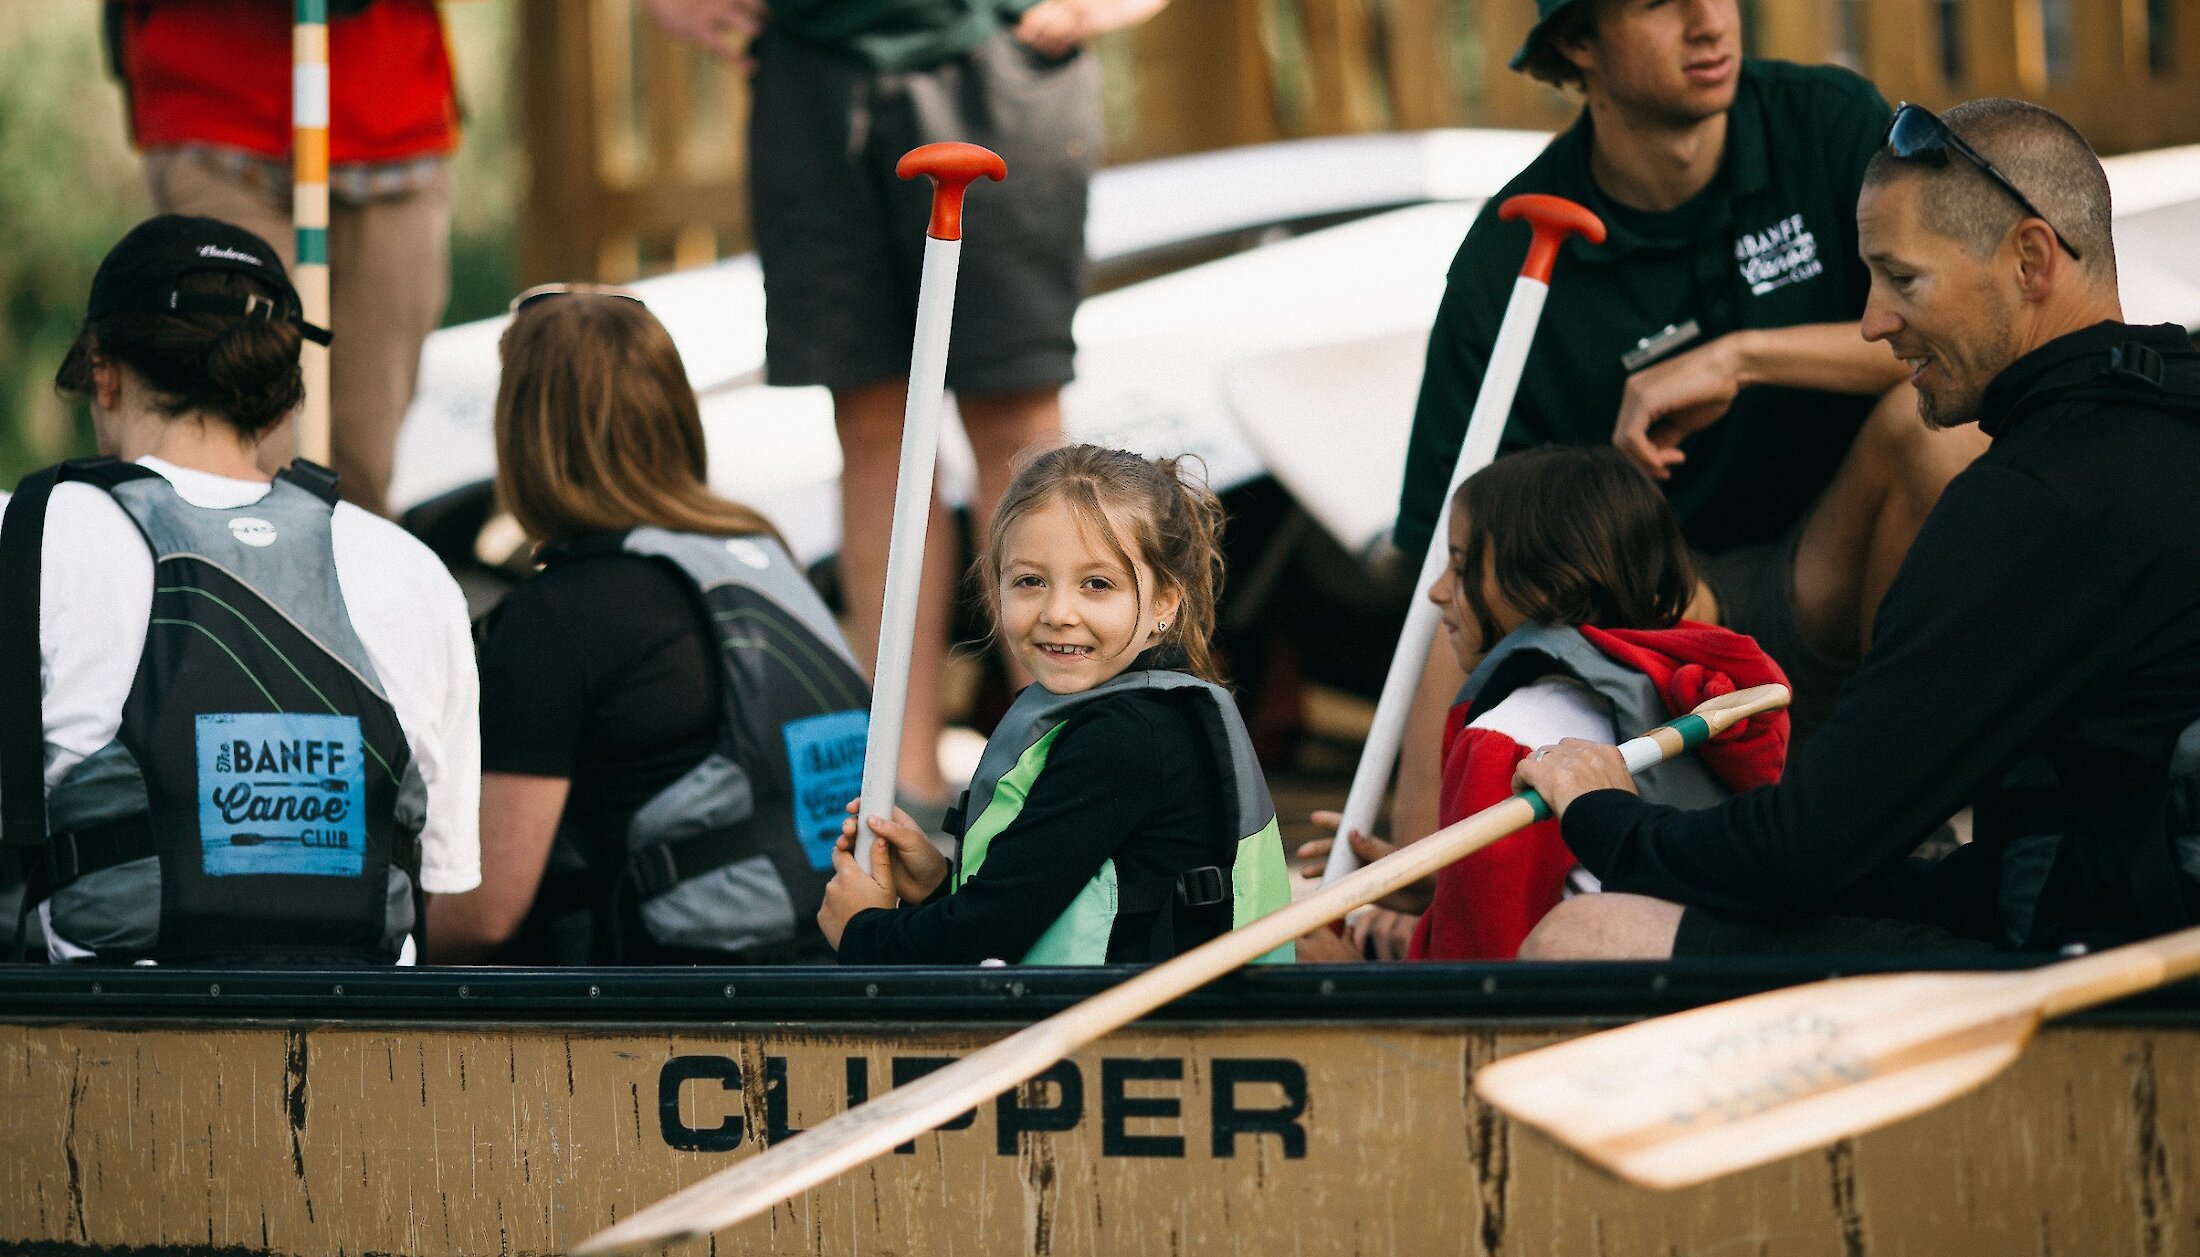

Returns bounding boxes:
[1449,445,1697,648]
[977,444,1229,684]
[54,270,304,440]
[493,294,781,545]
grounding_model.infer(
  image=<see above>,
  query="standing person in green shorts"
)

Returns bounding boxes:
[1386,0,1989,842]
[648,0,1166,821]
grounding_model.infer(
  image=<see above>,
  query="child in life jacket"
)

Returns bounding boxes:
[1306,447,1789,961]
[819,445,1294,965]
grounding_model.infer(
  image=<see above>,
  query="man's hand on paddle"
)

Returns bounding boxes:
[1513,739,1636,820]
[1611,335,1745,481]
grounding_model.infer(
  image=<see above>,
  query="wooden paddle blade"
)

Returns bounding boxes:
[1473,970,2044,1189]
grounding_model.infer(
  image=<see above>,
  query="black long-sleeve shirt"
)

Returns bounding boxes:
[837,686,1223,964]
[1561,321,2200,947]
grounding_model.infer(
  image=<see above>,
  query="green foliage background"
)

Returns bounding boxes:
[0,2,521,489]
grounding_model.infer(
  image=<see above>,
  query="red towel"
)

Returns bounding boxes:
[1408,621,1789,960]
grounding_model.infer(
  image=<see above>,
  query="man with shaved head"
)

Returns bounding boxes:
[1515,99,2200,959]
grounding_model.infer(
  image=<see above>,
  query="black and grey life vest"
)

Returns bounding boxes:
[950,668,1293,965]
[1,458,425,964]
[535,528,869,963]
[1459,622,1729,812]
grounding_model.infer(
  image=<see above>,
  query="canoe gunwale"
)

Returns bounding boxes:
[5,960,2200,1027]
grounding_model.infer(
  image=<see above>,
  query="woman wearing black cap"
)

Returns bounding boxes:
[0,214,480,965]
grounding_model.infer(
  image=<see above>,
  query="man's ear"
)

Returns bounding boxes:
[2008,219,2062,304]
[1557,27,1599,77]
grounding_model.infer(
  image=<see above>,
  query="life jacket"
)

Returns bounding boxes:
[950,669,1293,965]
[1458,623,1736,811]
[531,529,869,963]
[2,458,424,964]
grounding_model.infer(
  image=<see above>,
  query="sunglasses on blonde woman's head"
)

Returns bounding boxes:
[1881,102,2082,261]
[507,282,647,315]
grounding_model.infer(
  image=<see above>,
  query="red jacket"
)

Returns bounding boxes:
[1407,621,1789,960]
[117,0,457,163]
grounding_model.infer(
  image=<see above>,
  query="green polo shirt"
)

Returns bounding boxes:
[769,0,1039,72]
[1394,59,1892,559]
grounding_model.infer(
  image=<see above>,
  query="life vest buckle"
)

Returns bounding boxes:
[1174,865,1227,908]
[2106,341,2166,391]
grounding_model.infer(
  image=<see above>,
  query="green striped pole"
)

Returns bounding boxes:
[293,0,331,465]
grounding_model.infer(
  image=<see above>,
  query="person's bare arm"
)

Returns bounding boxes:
[425,772,570,964]
[1614,322,1910,480]
[1013,0,1168,56]
[644,0,767,66]
[1389,631,1467,849]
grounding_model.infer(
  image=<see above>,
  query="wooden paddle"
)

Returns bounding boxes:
[1475,910,2200,1190]
[571,683,1790,1254]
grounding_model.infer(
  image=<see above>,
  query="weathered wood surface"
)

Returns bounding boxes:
[2,1017,2192,1255]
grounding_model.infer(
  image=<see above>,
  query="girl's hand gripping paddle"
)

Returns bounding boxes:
[855,143,1007,876]
[1323,195,1606,888]
[569,685,1788,1256]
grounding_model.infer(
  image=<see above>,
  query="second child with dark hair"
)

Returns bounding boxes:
[1304,447,1790,961]
[820,445,1295,965]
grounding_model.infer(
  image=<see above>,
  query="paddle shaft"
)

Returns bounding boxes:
[293,0,332,465]
[855,234,961,872]
[1322,273,1549,886]
[2028,921,2200,1018]
[1324,194,1605,887]
[570,684,1785,1255]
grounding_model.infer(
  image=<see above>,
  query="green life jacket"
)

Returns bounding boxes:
[951,669,1293,965]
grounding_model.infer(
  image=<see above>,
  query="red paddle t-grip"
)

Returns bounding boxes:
[898,142,1009,241]
[1499,194,1606,284]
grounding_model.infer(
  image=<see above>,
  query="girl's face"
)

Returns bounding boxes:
[1426,505,1527,671]
[998,497,1181,695]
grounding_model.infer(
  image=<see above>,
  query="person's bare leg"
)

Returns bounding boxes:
[957,385,1065,690]
[834,378,955,803]
[1516,893,1684,959]
[1790,383,1989,658]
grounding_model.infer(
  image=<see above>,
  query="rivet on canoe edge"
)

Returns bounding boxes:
[209,983,221,996]
[723,984,735,997]
[1318,979,1336,996]
[332,984,344,996]
[1650,974,1669,992]
[459,985,470,997]
[865,983,879,997]
[1010,982,1026,997]
[1480,976,1497,994]
[589,985,601,997]
[90,982,102,995]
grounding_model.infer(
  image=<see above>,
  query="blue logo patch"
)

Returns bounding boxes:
[197,712,368,877]
[782,709,868,870]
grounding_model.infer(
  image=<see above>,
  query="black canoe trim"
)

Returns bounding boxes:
[2,958,2199,1026]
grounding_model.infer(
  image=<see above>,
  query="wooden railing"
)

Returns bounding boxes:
[518,0,2200,285]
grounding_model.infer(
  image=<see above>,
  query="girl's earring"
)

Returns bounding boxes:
[1156,619,1169,632]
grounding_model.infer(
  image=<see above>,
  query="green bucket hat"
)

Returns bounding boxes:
[1509,0,1588,70]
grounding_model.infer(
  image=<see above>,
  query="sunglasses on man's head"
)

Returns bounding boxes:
[507,282,647,315]
[1881,103,2081,261]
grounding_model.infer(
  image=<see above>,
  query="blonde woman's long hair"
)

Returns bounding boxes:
[494,294,781,546]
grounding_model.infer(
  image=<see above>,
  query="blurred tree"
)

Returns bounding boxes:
[0,1,521,488]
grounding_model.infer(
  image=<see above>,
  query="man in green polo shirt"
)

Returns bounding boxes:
[1387,0,1986,839]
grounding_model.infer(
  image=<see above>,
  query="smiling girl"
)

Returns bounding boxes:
[819,445,1293,965]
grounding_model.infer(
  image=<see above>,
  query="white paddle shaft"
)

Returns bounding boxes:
[856,236,963,873]
[1323,274,1551,885]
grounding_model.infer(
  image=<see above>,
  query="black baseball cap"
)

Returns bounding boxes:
[1511,0,1586,70]
[85,214,332,345]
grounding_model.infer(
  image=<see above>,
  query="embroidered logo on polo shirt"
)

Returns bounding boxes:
[1735,213,1824,297]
